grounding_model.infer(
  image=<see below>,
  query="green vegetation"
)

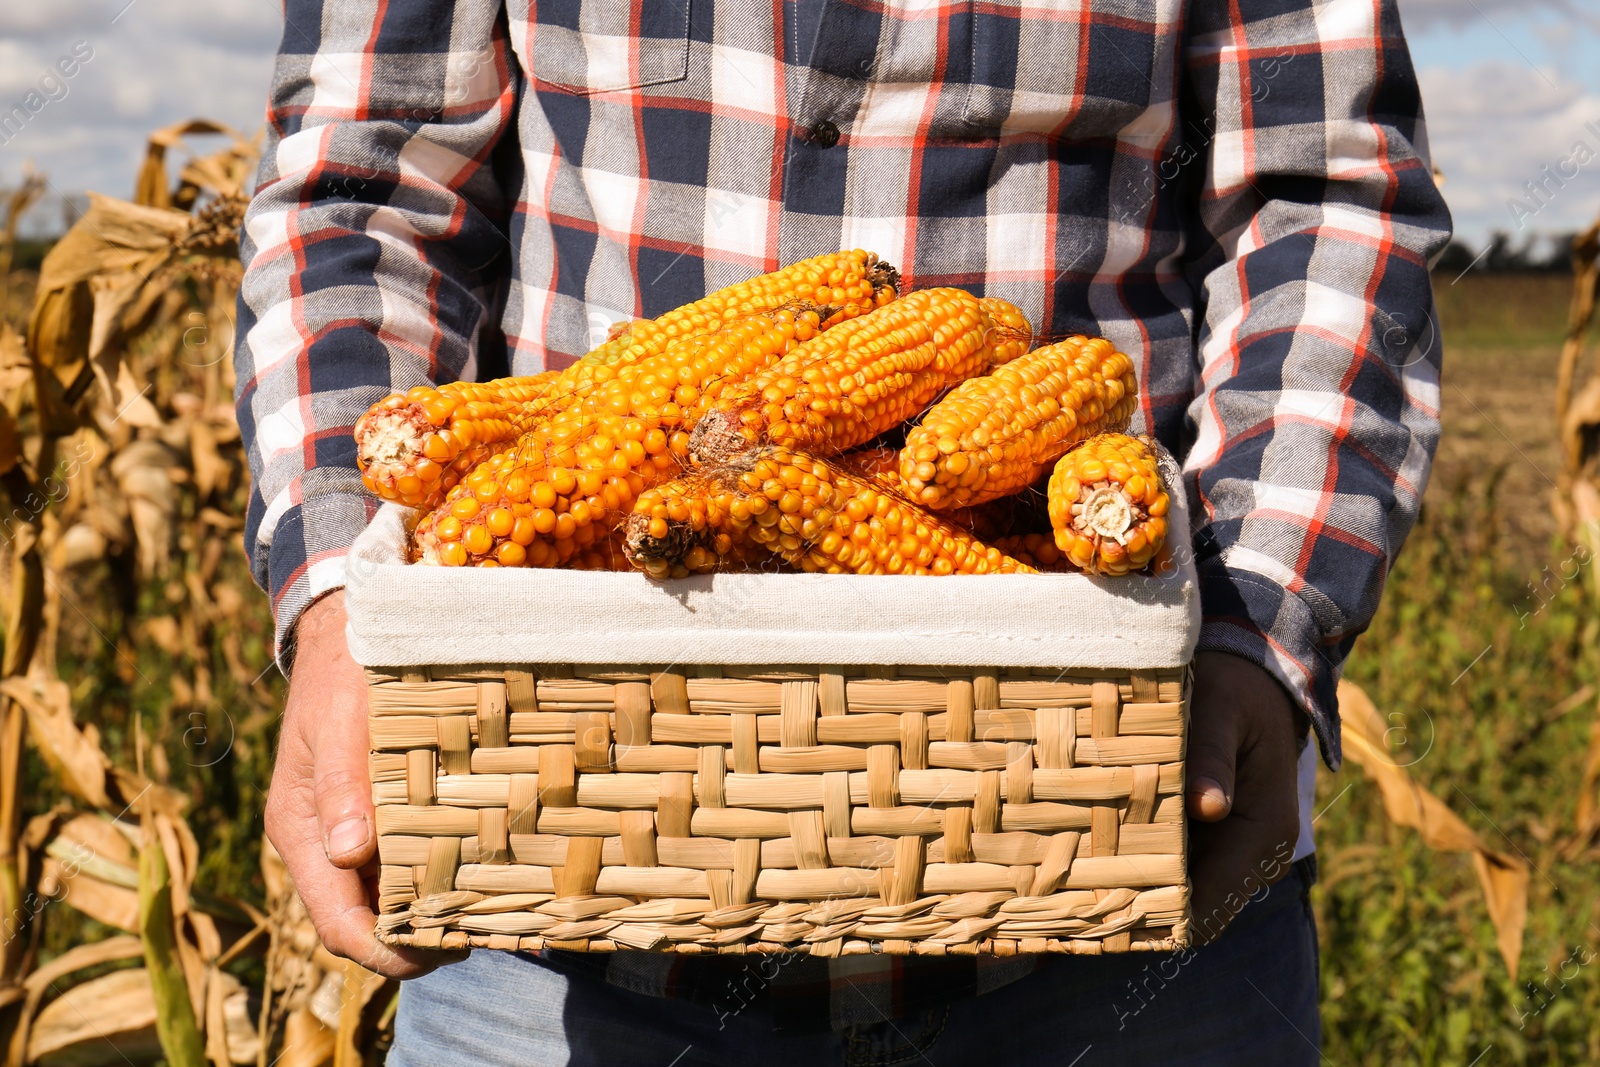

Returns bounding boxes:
[1317,273,1600,1064]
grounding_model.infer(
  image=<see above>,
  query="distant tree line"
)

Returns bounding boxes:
[1436,231,1584,275]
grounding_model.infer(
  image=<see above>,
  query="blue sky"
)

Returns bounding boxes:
[1405,0,1600,251]
[1,0,1598,251]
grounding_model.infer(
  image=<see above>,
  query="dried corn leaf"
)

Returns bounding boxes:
[1554,216,1599,443]
[111,765,189,819]
[25,274,92,402]
[202,968,260,1066]
[30,193,189,422]
[0,323,29,420]
[35,193,188,298]
[135,119,244,209]
[175,135,259,205]
[110,361,162,429]
[0,677,111,808]
[1563,377,1600,481]
[1338,680,1529,979]
[110,439,182,577]
[59,523,108,568]
[276,1009,335,1067]
[43,855,139,933]
[7,935,143,1067]
[0,166,45,278]
[0,406,19,480]
[334,959,389,1067]
[26,967,163,1067]
[144,616,183,655]
[1571,684,1600,855]
[31,811,138,867]
[187,416,226,498]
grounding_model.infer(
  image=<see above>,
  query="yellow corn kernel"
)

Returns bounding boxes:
[723,447,1035,576]
[991,532,1071,571]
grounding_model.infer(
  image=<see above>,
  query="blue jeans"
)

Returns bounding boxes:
[391,859,1320,1066]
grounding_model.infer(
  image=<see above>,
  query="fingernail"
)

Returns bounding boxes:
[327,817,369,857]
[1192,777,1230,806]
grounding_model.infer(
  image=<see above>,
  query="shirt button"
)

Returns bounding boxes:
[810,120,841,148]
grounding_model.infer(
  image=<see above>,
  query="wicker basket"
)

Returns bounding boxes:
[369,662,1190,956]
[349,498,1199,957]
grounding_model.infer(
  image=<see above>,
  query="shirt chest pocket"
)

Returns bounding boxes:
[522,0,691,94]
[962,0,1158,138]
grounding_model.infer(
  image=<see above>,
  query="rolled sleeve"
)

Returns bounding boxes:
[1181,0,1452,768]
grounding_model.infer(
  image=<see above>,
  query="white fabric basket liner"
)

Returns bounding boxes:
[346,488,1200,670]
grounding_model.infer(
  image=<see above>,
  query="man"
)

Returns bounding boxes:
[237,0,1449,1062]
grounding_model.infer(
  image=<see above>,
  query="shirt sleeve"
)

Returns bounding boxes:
[234,0,518,659]
[1180,0,1452,769]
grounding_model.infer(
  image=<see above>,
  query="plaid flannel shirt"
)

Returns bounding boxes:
[237,0,1449,1031]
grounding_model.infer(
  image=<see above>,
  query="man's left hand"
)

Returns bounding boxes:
[1184,650,1308,943]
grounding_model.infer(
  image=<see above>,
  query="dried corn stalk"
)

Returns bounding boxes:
[0,130,334,1067]
[1554,215,1600,851]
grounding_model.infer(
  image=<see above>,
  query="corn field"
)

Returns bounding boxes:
[0,124,395,1066]
[0,123,1594,1064]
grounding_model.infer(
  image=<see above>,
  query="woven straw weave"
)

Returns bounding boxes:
[370,663,1190,955]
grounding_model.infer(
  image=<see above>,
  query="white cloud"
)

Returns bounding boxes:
[0,0,279,234]
[1398,0,1582,30]
[1419,60,1600,243]
[0,0,117,41]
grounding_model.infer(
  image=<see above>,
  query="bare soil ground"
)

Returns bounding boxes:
[1431,272,1593,548]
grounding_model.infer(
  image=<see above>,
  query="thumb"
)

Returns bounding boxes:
[1186,697,1241,824]
[293,592,378,871]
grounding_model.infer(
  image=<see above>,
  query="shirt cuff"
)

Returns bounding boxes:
[1193,557,1343,770]
[264,489,376,670]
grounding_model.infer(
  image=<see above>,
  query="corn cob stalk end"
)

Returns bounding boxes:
[1047,433,1169,575]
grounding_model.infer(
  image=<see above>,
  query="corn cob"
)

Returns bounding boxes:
[724,447,1035,575]
[992,532,1071,571]
[627,444,1036,575]
[899,335,1138,509]
[688,289,1029,464]
[412,306,832,567]
[559,249,897,385]
[355,372,563,509]
[1047,433,1169,575]
[359,250,898,509]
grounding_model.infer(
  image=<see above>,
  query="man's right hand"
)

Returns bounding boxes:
[264,590,459,978]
